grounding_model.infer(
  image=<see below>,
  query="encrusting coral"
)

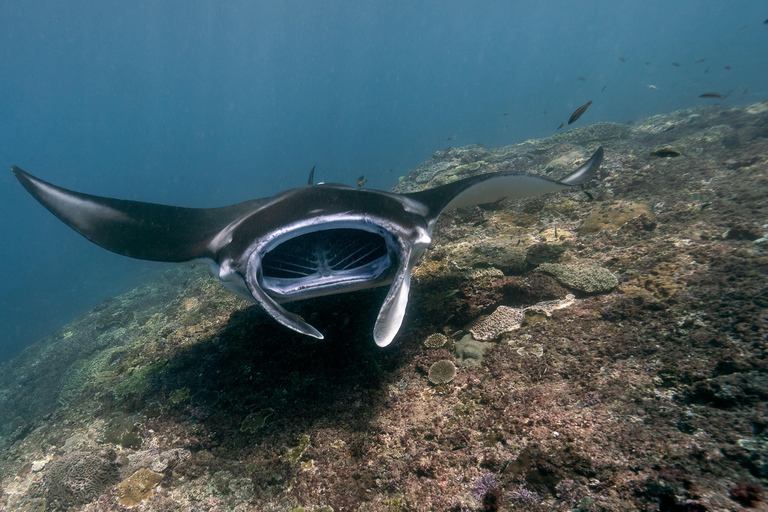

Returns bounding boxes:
[116,467,164,507]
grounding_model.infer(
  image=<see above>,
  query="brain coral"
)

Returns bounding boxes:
[43,450,119,510]
[428,360,457,384]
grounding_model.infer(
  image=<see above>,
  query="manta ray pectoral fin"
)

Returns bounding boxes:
[12,166,267,262]
[557,145,603,185]
[247,278,325,340]
[373,247,413,347]
[406,146,604,223]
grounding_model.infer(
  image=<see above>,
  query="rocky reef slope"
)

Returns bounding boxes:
[1,102,767,511]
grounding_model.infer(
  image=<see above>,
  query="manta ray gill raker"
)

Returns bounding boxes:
[13,146,603,347]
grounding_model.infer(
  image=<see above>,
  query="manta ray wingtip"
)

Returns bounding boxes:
[12,165,30,181]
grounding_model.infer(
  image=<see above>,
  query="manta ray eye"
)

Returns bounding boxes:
[261,228,390,280]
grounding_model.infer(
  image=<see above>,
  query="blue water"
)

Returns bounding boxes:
[0,1,766,363]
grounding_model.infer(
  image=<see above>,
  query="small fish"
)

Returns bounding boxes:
[704,66,709,74]
[651,148,682,158]
[577,77,586,81]
[695,58,706,64]
[357,178,367,187]
[505,124,509,128]
[724,66,731,70]
[699,92,724,99]
[601,85,606,92]
[618,56,625,62]
[568,100,592,125]
[764,18,768,24]
[672,62,681,67]
[357,174,365,181]
[388,169,394,172]
[744,88,749,94]
[472,219,490,227]
[447,137,452,141]
[647,84,658,89]
[557,122,564,130]
[542,110,547,114]
[503,113,509,116]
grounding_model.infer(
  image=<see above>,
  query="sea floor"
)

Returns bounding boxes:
[1,102,767,511]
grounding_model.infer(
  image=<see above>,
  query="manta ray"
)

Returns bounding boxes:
[13,146,603,347]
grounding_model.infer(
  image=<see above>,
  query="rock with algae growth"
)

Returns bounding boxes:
[579,201,655,235]
[116,468,164,507]
[103,413,144,449]
[536,263,617,294]
[241,408,274,433]
[112,360,168,400]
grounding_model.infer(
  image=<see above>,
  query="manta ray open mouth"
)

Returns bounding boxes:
[259,228,394,299]
[262,228,389,279]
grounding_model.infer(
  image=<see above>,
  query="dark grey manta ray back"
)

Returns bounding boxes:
[13,146,603,347]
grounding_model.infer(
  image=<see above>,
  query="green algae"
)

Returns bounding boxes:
[104,413,144,449]
[286,435,310,464]
[168,388,190,404]
[240,408,274,433]
[58,346,127,405]
[112,360,168,400]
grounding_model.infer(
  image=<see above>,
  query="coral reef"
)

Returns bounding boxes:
[42,450,119,510]
[1,101,768,511]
